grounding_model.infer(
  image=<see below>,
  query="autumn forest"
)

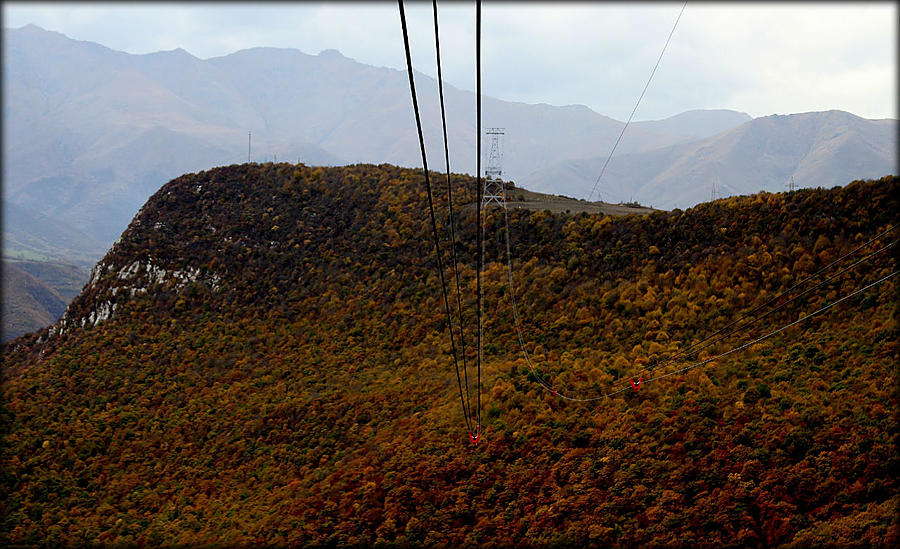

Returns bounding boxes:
[2,164,897,546]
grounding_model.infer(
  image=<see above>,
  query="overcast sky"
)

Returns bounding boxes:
[3,1,896,121]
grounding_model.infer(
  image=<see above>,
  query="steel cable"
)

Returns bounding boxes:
[475,0,484,433]
[502,204,896,401]
[399,0,473,432]
[645,225,898,374]
[432,0,475,430]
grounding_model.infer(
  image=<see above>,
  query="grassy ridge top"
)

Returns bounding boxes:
[2,164,897,546]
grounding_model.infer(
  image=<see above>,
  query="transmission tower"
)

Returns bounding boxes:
[711,172,722,201]
[482,128,505,209]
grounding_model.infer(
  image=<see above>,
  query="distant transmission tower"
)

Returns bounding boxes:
[248,131,252,163]
[787,175,796,192]
[711,172,722,201]
[482,128,505,209]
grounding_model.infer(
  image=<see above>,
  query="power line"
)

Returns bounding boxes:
[401,0,892,430]
[502,207,556,395]
[432,0,474,432]
[588,1,687,203]
[398,0,473,433]
[501,202,896,402]
[650,239,898,373]
[563,266,897,401]
[639,269,899,389]
[642,225,898,376]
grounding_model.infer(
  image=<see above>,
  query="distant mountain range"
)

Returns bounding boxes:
[3,23,896,266]
[0,26,727,259]
[523,110,897,208]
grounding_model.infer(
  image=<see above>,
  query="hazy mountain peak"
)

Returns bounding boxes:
[632,109,753,139]
[760,109,858,121]
[524,109,897,208]
[562,104,596,114]
[16,23,48,32]
[9,24,74,44]
[7,22,124,59]
[140,46,199,61]
[209,45,315,62]
[166,47,194,57]
[318,48,346,59]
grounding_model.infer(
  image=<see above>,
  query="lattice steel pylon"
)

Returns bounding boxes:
[482,128,505,209]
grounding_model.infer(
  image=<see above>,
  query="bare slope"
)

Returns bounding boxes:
[1,259,87,342]
[492,183,656,216]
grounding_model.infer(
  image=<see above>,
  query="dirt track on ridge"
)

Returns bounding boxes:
[462,184,659,216]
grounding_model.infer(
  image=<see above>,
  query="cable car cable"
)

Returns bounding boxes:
[640,269,899,388]
[556,269,898,401]
[399,0,473,433]
[475,0,484,435]
[432,0,475,429]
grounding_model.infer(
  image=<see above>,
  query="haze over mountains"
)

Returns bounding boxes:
[2,24,679,253]
[1,23,896,342]
[6,24,895,266]
[524,110,897,209]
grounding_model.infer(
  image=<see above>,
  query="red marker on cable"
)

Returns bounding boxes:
[631,376,644,391]
[469,426,481,445]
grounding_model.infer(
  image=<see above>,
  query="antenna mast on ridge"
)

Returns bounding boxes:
[482,128,506,209]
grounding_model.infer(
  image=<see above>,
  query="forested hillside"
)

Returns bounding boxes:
[2,260,88,342]
[1,263,68,342]
[2,164,897,546]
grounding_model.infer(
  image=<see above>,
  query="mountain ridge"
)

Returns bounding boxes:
[4,24,745,262]
[523,109,896,208]
[3,23,895,342]
[631,108,753,139]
